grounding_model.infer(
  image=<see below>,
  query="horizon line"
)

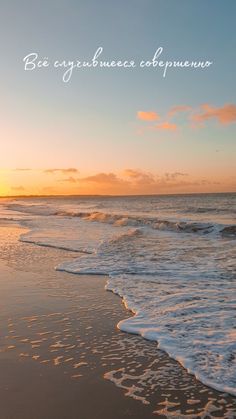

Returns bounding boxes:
[1,191,235,199]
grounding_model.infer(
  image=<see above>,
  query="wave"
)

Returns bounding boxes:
[7,203,57,216]
[184,206,236,214]
[55,210,217,235]
[7,203,236,237]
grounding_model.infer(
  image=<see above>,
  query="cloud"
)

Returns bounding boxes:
[44,168,79,174]
[137,103,236,134]
[164,172,188,181]
[81,170,171,193]
[123,169,145,178]
[9,169,223,195]
[123,170,192,190]
[79,172,130,194]
[59,176,79,183]
[11,185,25,191]
[80,168,216,195]
[14,168,31,171]
[191,104,236,125]
[168,105,192,118]
[122,169,210,193]
[81,173,126,185]
[137,111,160,121]
[123,169,156,185]
[155,121,177,131]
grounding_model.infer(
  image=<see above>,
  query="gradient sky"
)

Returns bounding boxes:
[1,0,236,195]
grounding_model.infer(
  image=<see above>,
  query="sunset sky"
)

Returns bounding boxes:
[1,0,236,195]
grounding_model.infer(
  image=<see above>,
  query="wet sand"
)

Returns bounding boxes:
[0,223,236,419]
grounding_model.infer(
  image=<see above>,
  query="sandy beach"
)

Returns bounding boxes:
[0,222,236,419]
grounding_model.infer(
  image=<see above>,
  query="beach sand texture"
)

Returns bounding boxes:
[0,223,236,419]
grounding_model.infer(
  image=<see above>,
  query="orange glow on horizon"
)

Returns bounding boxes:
[0,169,235,197]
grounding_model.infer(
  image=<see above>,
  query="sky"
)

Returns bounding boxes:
[0,0,236,195]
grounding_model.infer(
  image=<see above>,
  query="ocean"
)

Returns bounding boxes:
[1,193,235,396]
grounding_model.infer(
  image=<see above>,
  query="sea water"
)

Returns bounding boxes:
[1,193,235,396]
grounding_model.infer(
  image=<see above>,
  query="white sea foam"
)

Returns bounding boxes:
[19,216,131,254]
[56,224,236,395]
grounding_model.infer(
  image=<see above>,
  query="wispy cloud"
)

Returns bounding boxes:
[123,169,156,186]
[123,170,192,189]
[123,169,145,178]
[14,168,31,171]
[59,176,79,183]
[191,104,236,125]
[137,103,236,134]
[81,172,127,186]
[137,108,180,133]
[44,168,79,174]
[164,172,188,180]
[137,111,160,121]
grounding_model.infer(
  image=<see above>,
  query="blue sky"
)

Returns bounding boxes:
[0,0,235,194]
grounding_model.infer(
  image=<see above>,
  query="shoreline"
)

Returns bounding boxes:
[0,222,236,418]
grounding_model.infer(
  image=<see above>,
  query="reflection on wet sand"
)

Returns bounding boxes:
[0,224,236,418]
